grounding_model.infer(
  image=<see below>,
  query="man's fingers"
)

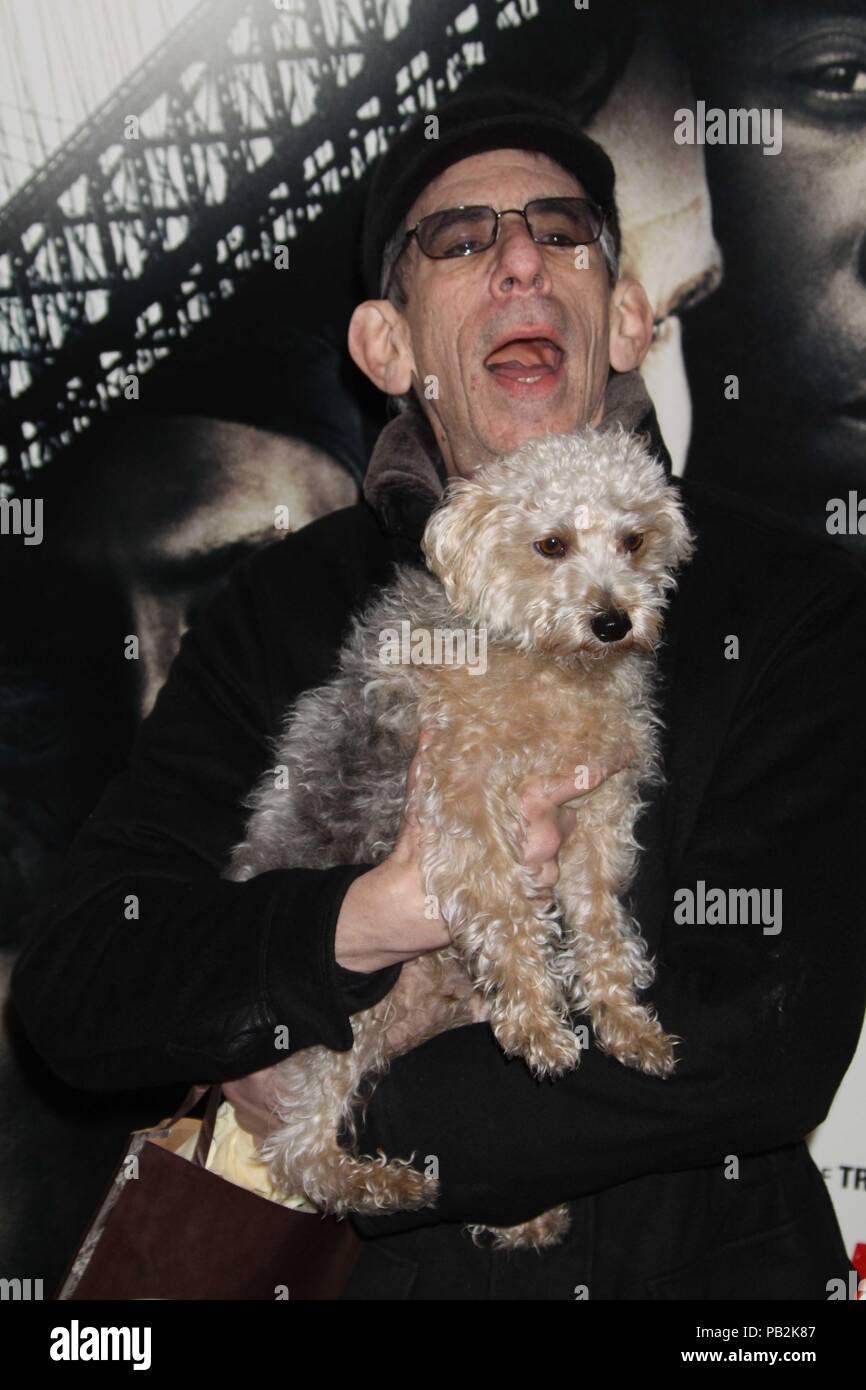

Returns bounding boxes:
[522,815,561,868]
[402,727,436,816]
[395,731,436,855]
[528,857,560,891]
[221,1068,283,1143]
[522,759,629,808]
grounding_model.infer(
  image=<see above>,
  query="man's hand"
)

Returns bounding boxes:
[187,1074,283,1145]
[219,1067,283,1143]
[333,728,629,972]
[224,730,629,1144]
[332,729,451,973]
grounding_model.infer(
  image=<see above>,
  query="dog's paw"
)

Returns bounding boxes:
[341,1155,439,1217]
[604,1020,679,1077]
[466,1204,572,1250]
[387,1162,440,1213]
[635,1027,679,1077]
[494,1016,583,1079]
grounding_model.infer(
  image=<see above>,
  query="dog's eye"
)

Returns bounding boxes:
[534,536,567,559]
[622,532,644,554]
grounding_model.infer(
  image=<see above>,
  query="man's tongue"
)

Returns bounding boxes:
[485,337,562,380]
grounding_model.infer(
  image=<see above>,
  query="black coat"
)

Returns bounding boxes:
[11,386,866,1300]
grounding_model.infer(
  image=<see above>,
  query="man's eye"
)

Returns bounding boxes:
[534,536,567,558]
[535,232,578,247]
[789,59,866,97]
[443,237,487,257]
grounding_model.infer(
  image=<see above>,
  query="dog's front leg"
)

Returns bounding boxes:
[554,785,678,1077]
[419,763,582,1079]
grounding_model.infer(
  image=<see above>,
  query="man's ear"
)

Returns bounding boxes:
[607,277,655,374]
[347,300,415,398]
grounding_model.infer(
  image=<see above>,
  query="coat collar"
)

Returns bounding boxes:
[363,368,674,542]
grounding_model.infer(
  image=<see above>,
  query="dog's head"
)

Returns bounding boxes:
[422,425,695,659]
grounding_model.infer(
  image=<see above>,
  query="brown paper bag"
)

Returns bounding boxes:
[55,1086,360,1300]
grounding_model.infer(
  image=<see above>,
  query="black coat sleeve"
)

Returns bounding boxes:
[10,528,400,1092]
[348,561,866,1235]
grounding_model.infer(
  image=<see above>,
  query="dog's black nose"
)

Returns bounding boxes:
[590,609,632,643]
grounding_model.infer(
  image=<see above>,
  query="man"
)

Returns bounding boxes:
[11,89,866,1300]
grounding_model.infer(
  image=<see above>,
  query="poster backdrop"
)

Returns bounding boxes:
[0,0,863,1298]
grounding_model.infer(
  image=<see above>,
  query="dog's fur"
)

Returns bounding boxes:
[224,425,695,1249]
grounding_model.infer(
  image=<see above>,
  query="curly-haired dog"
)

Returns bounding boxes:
[224,424,695,1248]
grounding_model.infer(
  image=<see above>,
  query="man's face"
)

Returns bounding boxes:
[691,2,866,480]
[391,149,619,475]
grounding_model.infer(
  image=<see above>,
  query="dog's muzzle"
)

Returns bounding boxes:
[590,608,632,644]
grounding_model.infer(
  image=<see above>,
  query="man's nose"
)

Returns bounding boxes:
[590,609,632,643]
[491,216,549,291]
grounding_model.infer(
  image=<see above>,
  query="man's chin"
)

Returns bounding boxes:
[479,381,579,453]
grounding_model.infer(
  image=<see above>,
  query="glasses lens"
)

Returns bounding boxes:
[526,198,603,246]
[418,206,497,258]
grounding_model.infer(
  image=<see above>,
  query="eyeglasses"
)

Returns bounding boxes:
[389,197,607,287]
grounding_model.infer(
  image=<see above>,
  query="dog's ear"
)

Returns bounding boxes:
[422,478,500,618]
[655,487,696,575]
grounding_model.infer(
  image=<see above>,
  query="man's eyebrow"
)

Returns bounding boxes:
[415,202,482,222]
[426,204,490,222]
[136,531,280,589]
[423,192,582,216]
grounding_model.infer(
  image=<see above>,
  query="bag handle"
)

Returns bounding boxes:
[164,1083,224,1168]
[192,1084,224,1168]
